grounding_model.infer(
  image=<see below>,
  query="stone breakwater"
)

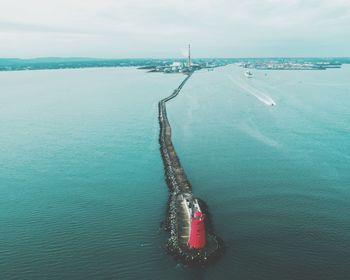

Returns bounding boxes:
[158,73,223,265]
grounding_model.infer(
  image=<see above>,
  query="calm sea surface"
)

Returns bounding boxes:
[1,66,349,279]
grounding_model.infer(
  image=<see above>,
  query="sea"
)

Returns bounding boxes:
[1,65,349,280]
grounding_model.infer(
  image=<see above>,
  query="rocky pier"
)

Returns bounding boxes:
[158,72,223,265]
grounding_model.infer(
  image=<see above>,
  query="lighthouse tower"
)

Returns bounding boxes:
[188,210,206,249]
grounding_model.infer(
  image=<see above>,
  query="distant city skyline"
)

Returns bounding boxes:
[0,0,349,58]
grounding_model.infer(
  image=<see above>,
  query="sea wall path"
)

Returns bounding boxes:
[158,72,223,264]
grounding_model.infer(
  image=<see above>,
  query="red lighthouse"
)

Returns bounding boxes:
[188,210,206,249]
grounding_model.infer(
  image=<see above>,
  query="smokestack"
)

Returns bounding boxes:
[188,44,191,68]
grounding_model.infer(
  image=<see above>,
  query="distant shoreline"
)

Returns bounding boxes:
[0,57,349,72]
[0,58,233,72]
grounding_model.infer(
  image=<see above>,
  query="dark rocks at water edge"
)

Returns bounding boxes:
[166,197,224,265]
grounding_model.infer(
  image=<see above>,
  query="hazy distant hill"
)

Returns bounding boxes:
[0,57,161,71]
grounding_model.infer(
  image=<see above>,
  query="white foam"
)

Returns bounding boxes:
[228,75,276,107]
[238,121,279,148]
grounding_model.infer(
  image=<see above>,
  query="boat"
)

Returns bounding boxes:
[245,70,253,77]
[244,70,253,78]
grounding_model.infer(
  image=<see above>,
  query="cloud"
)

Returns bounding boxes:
[0,0,349,57]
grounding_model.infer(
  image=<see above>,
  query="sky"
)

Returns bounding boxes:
[0,0,349,58]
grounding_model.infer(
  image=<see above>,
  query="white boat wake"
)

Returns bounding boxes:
[228,75,276,106]
[238,121,279,148]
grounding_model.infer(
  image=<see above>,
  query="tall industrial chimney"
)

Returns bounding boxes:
[188,44,191,68]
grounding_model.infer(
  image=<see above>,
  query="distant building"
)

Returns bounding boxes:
[170,61,183,72]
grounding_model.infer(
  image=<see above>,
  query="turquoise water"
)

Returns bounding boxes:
[1,66,350,279]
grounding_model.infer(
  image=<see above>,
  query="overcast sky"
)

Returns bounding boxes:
[0,0,349,58]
